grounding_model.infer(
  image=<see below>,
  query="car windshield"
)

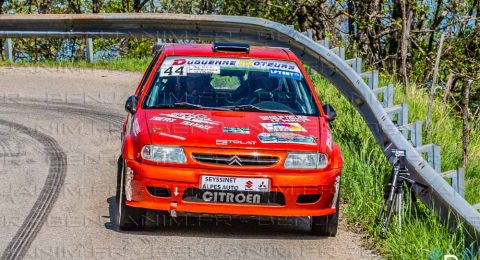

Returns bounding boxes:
[143,56,319,116]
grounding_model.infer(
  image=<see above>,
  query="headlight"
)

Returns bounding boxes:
[284,152,328,169]
[141,145,187,164]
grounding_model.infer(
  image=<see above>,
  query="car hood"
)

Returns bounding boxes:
[143,109,321,151]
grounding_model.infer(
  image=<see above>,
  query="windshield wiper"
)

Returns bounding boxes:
[148,102,230,111]
[224,105,293,114]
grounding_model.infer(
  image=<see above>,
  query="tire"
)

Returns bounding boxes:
[117,158,146,231]
[311,192,340,237]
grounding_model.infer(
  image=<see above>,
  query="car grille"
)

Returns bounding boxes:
[191,153,279,166]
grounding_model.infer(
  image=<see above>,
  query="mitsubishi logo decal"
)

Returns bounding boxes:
[227,155,243,166]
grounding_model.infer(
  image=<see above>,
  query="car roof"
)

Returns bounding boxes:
[161,43,293,60]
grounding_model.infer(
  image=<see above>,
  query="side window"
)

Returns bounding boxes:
[136,51,162,96]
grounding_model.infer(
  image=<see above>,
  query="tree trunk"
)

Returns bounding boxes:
[92,0,103,13]
[461,80,471,168]
[38,0,51,14]
[400,1,412,93]
[67,0,82,13]
[347,0,356,40]
[296,2,308,33]
[426,0,443,54]
[426,33,445,133]
[122,0,129,12]
[133,0,150,12]
[443,72,455,104]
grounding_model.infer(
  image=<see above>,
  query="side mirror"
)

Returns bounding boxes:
[125,95,138,114]
[322,103,336,122]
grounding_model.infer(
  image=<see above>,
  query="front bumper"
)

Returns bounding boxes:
[125,159,341,217]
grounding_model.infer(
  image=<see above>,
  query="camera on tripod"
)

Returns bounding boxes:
[375,148,411,237]
[391,149,406,168]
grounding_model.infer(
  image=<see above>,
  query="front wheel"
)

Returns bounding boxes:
[117,158,146,231]
[311,192,340,237]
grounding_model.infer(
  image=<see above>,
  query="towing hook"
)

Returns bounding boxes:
[169,201,178,217]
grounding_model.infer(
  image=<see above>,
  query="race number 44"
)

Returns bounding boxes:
[160,66,185,77]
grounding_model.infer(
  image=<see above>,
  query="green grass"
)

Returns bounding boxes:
[314,75,478,259]
[0,58,150,72]
[1,59,478,259]
[395,84,480,205]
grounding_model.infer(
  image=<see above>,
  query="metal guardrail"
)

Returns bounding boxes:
[0,13,479,241]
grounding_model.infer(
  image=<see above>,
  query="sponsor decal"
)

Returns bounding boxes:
[216,140,256,146]
[237,60,255,67]
[258,132,316,145]
[159,57,301,75]
[158,132,186,141]
[252,60,296,71]
[257,181,268,191]
[269,68,301,80]
[202,191,261,204]
[186,59,236,66]
[244,179,269,192]
[187,65,221,74]
[223,127,250,134]
[259,115,310,123]
[181,120,213,130]
[150,116,176,122]
[260,122,306,132]
[201,176,239,190]
[159,112,220,130]
[161,113,219,125]
[172,59,187,65]
[201,175,270,192]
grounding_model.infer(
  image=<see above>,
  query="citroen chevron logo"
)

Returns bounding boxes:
[228,155,243,166]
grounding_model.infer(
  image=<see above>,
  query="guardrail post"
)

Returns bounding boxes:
[433,145,441,172]
[413,120,423,147]
[330,47,346,60]
[346,57,362,73]
[318,38,330,49]
[416,144,442,172]
[5,38,13,62]
[451,168,465,197]
[86,38,94,63]
[386,83,394,107]
[302,29,313,39]
[442,168,465,197]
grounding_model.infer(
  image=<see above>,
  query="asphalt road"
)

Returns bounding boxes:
[0,66,378,260]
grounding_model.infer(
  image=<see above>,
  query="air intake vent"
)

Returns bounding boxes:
[297,194,321,204]
[147,186,171,197]
[213,42,250,53]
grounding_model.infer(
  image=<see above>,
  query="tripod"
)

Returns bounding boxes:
[374,149,416,237]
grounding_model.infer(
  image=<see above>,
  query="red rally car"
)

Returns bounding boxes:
[117,42,343,236]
